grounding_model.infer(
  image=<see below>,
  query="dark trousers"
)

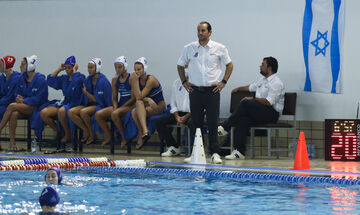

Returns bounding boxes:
[155,112,192,148]
[189,87,220,154]
[222,100,279,154]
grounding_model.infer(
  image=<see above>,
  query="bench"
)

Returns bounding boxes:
[0,118,32,151]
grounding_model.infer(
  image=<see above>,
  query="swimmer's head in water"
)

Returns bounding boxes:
[39,186,60,207]
[45,168,62,184]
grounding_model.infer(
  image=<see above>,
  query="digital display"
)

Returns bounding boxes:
[325,119,360,161]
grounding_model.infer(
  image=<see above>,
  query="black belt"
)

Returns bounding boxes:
[192,86,215,92]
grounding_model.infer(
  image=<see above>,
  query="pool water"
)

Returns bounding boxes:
[0,168,359,215]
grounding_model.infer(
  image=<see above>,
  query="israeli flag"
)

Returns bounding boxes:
[302,0,344,93]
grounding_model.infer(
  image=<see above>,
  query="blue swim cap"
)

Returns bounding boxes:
[39,186,60,207]
[45,168,62,184]
[64,56,76,67]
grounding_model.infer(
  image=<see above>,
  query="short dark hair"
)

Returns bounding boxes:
[199,21,212,32]
[263,56,278,73]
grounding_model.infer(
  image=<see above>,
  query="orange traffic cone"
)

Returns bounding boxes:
[293,132,310,170]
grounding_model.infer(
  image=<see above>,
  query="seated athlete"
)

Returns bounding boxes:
[68,58,112,145]
[40,56,85,144]
[0,55,48,152]
[130,57,166,149]
[96,56,135,146]
[0,56,21,120]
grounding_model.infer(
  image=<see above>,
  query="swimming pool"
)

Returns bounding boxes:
[1,165,360,215]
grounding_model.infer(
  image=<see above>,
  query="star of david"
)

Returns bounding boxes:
[310,30,330,56]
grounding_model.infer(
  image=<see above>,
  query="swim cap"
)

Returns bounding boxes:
[89,57,102,73]
[39,186,60,207]
[25,55,38,72]
[45,168,62,184]
[135,57,148,72]
[64,56,76,67]
[0,56,16,71]
[114,56,128,72]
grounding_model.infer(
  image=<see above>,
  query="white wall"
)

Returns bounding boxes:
[0,0,359,121]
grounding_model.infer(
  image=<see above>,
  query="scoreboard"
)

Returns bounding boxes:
[325,119,360,161]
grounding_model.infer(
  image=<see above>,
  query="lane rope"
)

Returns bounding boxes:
[0,157,146,170]
[1,157,359,186]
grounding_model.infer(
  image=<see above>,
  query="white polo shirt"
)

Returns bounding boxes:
[177,40,232,87]
[249,73,285,113]
[170,79,190,114]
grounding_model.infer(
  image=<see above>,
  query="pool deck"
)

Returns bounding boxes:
[0,142,359,178]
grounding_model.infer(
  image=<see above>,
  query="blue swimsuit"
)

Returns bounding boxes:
[116,74,131,106]
[139,75,164,104]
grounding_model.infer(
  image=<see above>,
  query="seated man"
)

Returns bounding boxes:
[218,56,284,159]
[156,70,192,157]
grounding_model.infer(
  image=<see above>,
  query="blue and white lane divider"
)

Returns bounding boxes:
[1,153,360,185]
[0,153,147,168]
[0,157,108,166]
[77,166,360,186]
[0,157,147,169]
[151,161,360,177]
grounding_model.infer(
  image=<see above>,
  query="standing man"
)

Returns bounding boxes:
[218,57,284,159]
[177,21,233,164]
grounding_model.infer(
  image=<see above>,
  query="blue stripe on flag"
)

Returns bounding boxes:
[330,0,341,93]
[302,0,313,92]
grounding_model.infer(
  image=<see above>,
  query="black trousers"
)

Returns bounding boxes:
[222,100,279,154]
[155,112,193,148]
[189,87,220,154]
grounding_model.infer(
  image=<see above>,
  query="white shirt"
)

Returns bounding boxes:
[249,73,285,113]
[177,40,232,86]
[170,79,190,114]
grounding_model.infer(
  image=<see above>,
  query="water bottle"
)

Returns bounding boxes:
[31,138,37,153]
[306,142,312,159]
[288,141,295,158]
[180,128,188,155]
[311,143,316,159]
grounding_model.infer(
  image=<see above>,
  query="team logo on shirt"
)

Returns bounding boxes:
[194,52,198,57]
[72,87,75,91]
[178,86,182,91]
[98,91,104,95]
[32,88,38,92]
